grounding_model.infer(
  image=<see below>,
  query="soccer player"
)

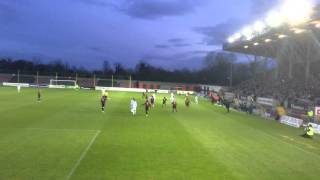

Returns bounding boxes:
[101,94,107,112]
[162,96,167,107]
[185,96,190,107]
[303,124,314,138]
[170,94,175,104]
[130,98,137,116]
[172,100,177,112]
[152,93,156,103]
[225,100,231,113]
[17,85,21,93]
[150,95,155,108]
[211,94,215,104]
[195,95,198,104]
[143,98,151,117]
[37,88,41,102]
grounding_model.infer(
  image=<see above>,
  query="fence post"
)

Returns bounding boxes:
[17,70,20,83]
[55,72,58,80]
[129,75,132,88]
[112,75,114,87]
[36,71,39,85]
[93,74,96,87]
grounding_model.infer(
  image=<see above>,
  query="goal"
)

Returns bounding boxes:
[49,79,78,89]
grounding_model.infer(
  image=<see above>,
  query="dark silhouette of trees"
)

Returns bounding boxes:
[102,60,113,75]
[0,53,272,85]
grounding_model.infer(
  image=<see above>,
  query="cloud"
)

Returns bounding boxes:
[168,38,184,43]
[250,0,279,16]
[74,0,117,8]
[89,46,106,53]
[75,0,206,19]
[120,0,205,20]
[143,50,209,69]
[173,43,192,47]
[154,44,170,49]
[167,38,191,47]
[0,0,26,24]
[193,19,242,46]
[144,50,208,62]
[189,50,210,55]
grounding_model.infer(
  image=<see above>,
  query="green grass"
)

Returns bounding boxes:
[0,86,319,180]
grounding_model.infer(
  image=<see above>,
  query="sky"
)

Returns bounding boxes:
[0,0,284,70]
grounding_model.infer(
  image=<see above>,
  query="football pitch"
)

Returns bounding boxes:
[0,87,320,180]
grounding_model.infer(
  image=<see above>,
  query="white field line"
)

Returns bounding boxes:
[65,130,101,180]
[261,131,320,159]
[210,110,320,159]
[0,128,98,132]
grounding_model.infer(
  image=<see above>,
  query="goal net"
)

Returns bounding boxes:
[49,79,78,89]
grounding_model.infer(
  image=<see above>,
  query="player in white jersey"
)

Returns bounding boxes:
[152,93,156,102]
[17,85,21,93]
[195,95,198,104]
[170,94,175,104]
[130,98,137,116]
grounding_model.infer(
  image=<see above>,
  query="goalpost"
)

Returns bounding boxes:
[49,79,78,89]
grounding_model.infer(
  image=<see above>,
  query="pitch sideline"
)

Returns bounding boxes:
[65,130,101,180]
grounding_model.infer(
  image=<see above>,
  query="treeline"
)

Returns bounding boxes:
[0,52,273,86]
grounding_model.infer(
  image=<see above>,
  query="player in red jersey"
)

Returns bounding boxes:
[37,88,41,102]
[172,100,177,112]
[185,96,190,107]
[150,95,155,108]
[101,94,107,112]
[162,97,167,107]
[143,98,151,117]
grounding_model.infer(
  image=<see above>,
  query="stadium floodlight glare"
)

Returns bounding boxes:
[244,45,249,49]
[293,28,306,34]
[280,0,314,26]
[278,34,288,39]
[227,37,235,43]
[265,39,272,43]
[253,21,266,33]
[265,11,284,28]
[316,23,320,28]
[253,42,259,46]
[227,33,242,43]
[242,26,254,40]
[233,33,241,39]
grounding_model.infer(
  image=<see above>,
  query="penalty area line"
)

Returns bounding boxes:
[65,130,101,180]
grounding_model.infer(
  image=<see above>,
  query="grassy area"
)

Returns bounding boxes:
[0,87,319,180]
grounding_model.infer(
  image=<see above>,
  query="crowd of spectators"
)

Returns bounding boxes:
[232,72,320,103]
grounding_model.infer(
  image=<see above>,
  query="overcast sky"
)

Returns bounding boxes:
[0,0,289,70]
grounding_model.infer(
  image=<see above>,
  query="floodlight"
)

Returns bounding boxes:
[242,26,254,40]
[278,34,287,39]
[227,32,242,43]
[280,0,314,26]
[265,11,284,28]
[315,23,320,28]
[253,21,266,33]
[254,42,259,46]
[227,36,235,43]
[244,45,249,49]
[233,33,241,39]
[265,39,272,43]
[292,28,306,34]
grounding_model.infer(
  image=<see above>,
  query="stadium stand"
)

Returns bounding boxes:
[0,74,12,83]
[77,78,94,88]
[9,75,35,84]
